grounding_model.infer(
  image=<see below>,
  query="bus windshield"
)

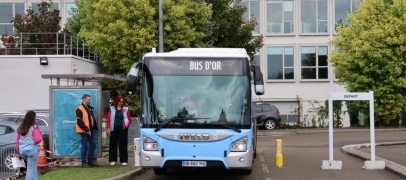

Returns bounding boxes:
[141,57,252,129]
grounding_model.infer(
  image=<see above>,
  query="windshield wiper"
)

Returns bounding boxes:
[154,117,211,132]
[212,123,241,133]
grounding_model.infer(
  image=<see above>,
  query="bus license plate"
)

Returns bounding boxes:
[182,161,207,167]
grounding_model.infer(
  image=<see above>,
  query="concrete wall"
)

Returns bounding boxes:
[0,55,105,112]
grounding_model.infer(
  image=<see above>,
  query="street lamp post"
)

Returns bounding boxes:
[158,0,163,53]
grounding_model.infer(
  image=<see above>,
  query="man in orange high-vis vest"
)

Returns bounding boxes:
[75,94,98,168]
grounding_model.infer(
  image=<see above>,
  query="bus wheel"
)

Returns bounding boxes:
[240,168,252,175]
[153,168,167,175]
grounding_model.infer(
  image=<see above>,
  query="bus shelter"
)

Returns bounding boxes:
[41,74,125,160]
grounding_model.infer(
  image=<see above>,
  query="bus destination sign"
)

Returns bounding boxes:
[148,58,246,76]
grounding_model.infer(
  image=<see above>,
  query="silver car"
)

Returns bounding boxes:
[0,121,20,171]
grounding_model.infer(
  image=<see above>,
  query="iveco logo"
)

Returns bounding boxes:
[179,133,210,140]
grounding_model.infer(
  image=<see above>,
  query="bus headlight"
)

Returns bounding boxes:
[143,136,159,151]
[230,136,248,152]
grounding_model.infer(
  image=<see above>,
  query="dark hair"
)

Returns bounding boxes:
[82,94,90,100]
[17,111,36,136]
[113,96,125,109]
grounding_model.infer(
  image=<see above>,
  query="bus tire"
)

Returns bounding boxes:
[153,168,167,175]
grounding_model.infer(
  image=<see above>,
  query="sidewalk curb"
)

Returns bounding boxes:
[295,128,406,135]
[104,167,149,180]
[257,128,406,136]
[341,141,406,179]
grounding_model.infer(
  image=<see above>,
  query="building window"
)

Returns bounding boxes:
[253,50,260,66]
[301,46,328,80]
[266,0,294,34]
[267,46,294,80]
[0,3,25,35]
[334,0,360,30]
[300,0,328,33]
[31,2,59,14]
[65,3,76,25]
[241,1,260,34]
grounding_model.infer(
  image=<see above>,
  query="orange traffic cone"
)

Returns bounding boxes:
[37,144,48,168]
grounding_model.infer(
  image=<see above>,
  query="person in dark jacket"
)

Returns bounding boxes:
[75,94,99,168]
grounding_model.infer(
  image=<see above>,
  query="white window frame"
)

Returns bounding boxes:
[299,0,329,35]
[0,2,25,35]
[265,0,295,36]
[64,2,76,26]
[241,0,261,35]
[333,0,360,34]
[266,46,296,82]
[299,45,330,81]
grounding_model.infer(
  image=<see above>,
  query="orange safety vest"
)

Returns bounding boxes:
[75,105,92,133]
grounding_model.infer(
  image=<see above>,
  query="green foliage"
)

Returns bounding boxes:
[204,0,263,60]
[74,0,157,113]
[162,0,213,51]
[329,0,406,124]
[317,100,344,128]
[66,0,98,37]
[69,0,264,114]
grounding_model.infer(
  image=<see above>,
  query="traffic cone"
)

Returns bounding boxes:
[37,145,48,168]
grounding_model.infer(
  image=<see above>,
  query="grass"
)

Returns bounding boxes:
[39,166,136,180]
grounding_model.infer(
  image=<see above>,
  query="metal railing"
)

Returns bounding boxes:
[0,32,100,62]
[0,143,20,180]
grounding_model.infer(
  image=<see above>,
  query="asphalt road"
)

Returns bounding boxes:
[133,130,405,180]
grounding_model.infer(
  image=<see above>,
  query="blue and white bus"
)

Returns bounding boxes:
[126,48,264,175]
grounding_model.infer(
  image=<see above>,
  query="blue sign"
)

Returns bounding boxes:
[52,89,98,156]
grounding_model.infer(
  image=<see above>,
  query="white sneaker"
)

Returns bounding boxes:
[110,162,116,166]
[122,162,127,166]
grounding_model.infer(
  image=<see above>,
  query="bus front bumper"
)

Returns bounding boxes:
[140,148,253,170]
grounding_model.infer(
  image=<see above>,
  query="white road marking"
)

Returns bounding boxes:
[259,155,264,162]
[266,178,271,180]
[259,149,263,154]
[262,164,269,174]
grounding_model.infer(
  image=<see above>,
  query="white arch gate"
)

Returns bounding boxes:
[321,91,385,170]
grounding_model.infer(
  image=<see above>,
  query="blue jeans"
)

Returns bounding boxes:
[80,131,95,165]
[20,145,39,180]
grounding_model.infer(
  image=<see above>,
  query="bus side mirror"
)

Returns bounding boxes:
[126,63,142,94]
[251,65,264,95]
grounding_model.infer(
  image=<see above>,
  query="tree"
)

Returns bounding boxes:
[66,0,97,37]
[161,0,213,51]
[204,0,264,61]
[72,0,212,114]
[1,0,66,55]
[329,0,406,125]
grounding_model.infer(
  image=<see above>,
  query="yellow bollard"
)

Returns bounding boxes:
[275,139,283,168]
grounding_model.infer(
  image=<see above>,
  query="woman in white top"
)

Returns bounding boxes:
[15,111,42,180]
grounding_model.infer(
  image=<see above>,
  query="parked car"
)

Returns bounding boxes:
[0,113,51,171]
[252,103,281,130]
[0,113,50,136]
[0,121,23,171]
[0,113,50,157]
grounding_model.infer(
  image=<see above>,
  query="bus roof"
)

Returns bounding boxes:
[143,48,250,60]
